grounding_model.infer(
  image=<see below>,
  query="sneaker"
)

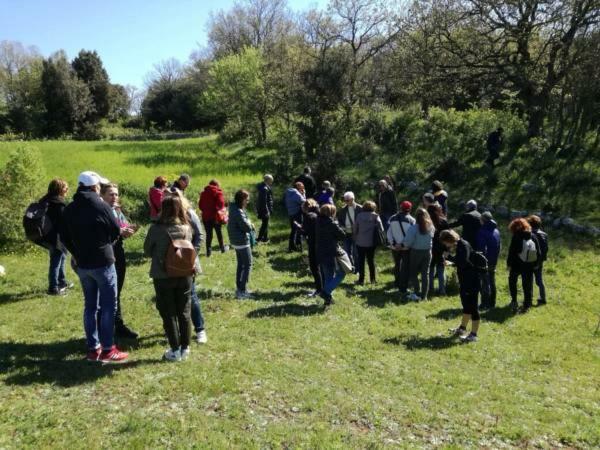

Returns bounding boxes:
[460,333,478,343]
[180,347,190,360]
[58,282,75,290]
[115,324,139,339]
[196,330,208,344]
[536,299,547,306]
[307,290,320,298]
[47,287,67,296]
[408,293,421,302]
[99,346,129,364]
[86,347,101,362]
[163,348,181,362]
[449,327,467,338]
[221,245,229,253]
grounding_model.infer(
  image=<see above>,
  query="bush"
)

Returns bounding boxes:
[0,145,46,245]
[119,182,150,225]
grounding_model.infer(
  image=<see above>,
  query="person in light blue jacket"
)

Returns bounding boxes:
[403,208,435,301]
[285,181,306,252]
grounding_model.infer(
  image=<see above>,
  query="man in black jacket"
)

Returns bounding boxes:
[256,174,274,242]
[294,167,316,199]
[449,200,481,247]
[376,179,397,232]
[59,171,129,363]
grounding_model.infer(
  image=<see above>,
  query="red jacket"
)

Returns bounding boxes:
[198,184,225,221]
[148,187,164,219]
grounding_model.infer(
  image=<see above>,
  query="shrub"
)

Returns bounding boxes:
[0,145,46,245]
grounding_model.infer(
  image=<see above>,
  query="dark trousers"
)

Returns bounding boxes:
[307,242,323,292]
[534,263,546,302]
[203,220,224,254]
[258,216,270,241]
[343,235,357,269]
[288,213,302,251]
[153,277,192,351]
[190,278,205,332]
[392,250,410,292]
[48,247,67,290]
[509,267,534,307]
[357,246,376,283]
[235,247,252,292]
[459,272,480,320]
[114,243,127,328]
[480,265,497,307]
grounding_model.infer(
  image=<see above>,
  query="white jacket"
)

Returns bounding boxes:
[387,213,415,246]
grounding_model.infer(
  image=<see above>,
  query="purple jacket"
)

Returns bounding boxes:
[475,220,501,266]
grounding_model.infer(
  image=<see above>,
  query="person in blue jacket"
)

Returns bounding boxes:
[475,211,501,309]
[285,182,306,252]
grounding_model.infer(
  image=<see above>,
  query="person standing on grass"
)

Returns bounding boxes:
[256,174,274,243]
[198,179,227,256]
[316,204,346,307]
[526,215,548,306]
[40,178,74,296]
[295,166,316,199]
[404,208,435,301]
[507,218,541,313]
[59,171,128,363]
[427,203,450,296]
[337,192,362,272]
[476,211,501,310]
[315,180,335,206]
[387,201,415,295]
[431,180,448,216]
[376,179,397,232]
[448,199,481,247]
[228,190,254,299]
[440,230,481,343]
[172,173,190,192]
[171,189,207,344]
[100,183,139,339]
[285,181,306,252]
[299,199,323,297]
[144,195,197,362]
[149,176,168,221]
[353,201,384,285]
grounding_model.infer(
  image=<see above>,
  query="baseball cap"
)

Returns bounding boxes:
[78,171,109,187]
[400,201,412,212]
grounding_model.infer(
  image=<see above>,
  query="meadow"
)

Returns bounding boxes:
[0,137,599,449]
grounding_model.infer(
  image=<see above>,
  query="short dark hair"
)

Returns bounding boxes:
[234,189,249,207]
[47,178,68,197]
[179,173,190,183]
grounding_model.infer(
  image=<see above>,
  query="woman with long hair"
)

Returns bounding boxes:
[404,208,435,301]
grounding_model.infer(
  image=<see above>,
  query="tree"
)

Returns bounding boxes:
[71,50,110,120]
[107,83,130,122]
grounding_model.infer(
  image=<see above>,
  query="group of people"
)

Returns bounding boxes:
[31,164,549,364]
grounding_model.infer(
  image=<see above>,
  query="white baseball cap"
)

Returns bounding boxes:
[78,171,109,187]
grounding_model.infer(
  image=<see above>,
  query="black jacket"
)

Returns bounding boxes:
[337,204,363,232]
[447,239,479,289]
[256,182,274,219]
[295,173,316,198]
[449,210,481,246]
[532,229,548,262]
[431,217,450,264]
[315,215,346,265]
[40,194,66,247]
[301,211,318,247]
[377,189,398,217]
[507,230,541,269]
[59,190,121,269]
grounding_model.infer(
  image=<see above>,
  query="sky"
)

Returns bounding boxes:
[0,0,327,89]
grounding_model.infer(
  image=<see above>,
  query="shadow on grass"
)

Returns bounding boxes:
[355,286,407,308]
[0,289,45,305]
[247,302,325,318]
[268,255,308,275]
[384,334,460,351]
[255,290,300,303]
[427,304,515,324]
[0,339,162,387]
[125,251,148,267]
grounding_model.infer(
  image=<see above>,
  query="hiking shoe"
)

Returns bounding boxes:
[536,299,547,306]
[449,327,466,337]
[58,282,75,290]
[100,346,129,364]
[510,301,519,313]
[180,347,190,360]
[47,287,67,296]
[196,330,207,344]
[221,245,229,253]
[307,290,320,298]
[163,348,181,362]
[86,348,101,362]
[115,324,139,339]
[460,333,478,343]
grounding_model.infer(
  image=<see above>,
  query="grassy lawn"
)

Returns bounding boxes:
[0,137,599,448]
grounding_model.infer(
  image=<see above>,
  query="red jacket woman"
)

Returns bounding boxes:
[198,180,227,256]
[149,176,168,220]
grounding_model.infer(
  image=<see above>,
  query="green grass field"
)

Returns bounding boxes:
[1,137,599,449]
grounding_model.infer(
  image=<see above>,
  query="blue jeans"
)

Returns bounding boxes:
[190,279,205,332]
[428,261,446,294]
[48,247,67,290]
[235,247,252,292]
[320,261,346,300]
[534,263,546,302]
[343,235,357,269]
[77,264,118,351]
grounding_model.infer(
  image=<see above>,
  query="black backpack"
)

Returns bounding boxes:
[465,241,488,273]
[23,200,53,246]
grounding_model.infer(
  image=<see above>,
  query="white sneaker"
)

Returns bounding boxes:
[408,293,421,302]
[196,330,207,344]
[163,348,181,362]
[180,347,191,360]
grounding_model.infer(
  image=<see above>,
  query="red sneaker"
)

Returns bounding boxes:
[99,346,129,364]
[86,348,101,362]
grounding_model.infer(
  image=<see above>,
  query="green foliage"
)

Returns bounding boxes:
[0,144,46,244]
[71,50,110,120]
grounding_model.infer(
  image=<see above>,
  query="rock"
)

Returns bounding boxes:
[510,210,526,219]
[553,218,562,228]
[572,224,586,234]
[496,206,509,218]
[588,227,600,236]
[561,217,575,227]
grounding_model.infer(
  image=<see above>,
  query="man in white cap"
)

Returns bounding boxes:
[59,171,129,363]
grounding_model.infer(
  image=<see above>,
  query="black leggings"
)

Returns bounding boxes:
[356,246,376,282]
[459,273,480,320]
[509,267,534,307]
[203,220,224,253]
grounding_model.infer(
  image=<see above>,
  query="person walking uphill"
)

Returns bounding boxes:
[198,179,227,256]
[59,171,128,363]
[256,174,274,243]
[228,190,255,299]
[449,199,481,247]
[144,195,198,362]
[376,179,397,232]
[285,182,306,252]
[353,201,384,285]
[316,204,347,307]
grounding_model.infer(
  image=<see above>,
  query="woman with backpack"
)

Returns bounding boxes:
[316,204,347,307]
[227,190,255,299]
[353,201,384,285]
[198,179,227,257]
[440,229,480,343]
[404,208,435,301]
[427,203,450,296]
[527,215,548,306]
[507,218,541,313]
[144,195,198,362]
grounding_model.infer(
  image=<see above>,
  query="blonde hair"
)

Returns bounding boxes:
[319,204,337,218]
[439,229,460,244]
[362,201,377,212]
